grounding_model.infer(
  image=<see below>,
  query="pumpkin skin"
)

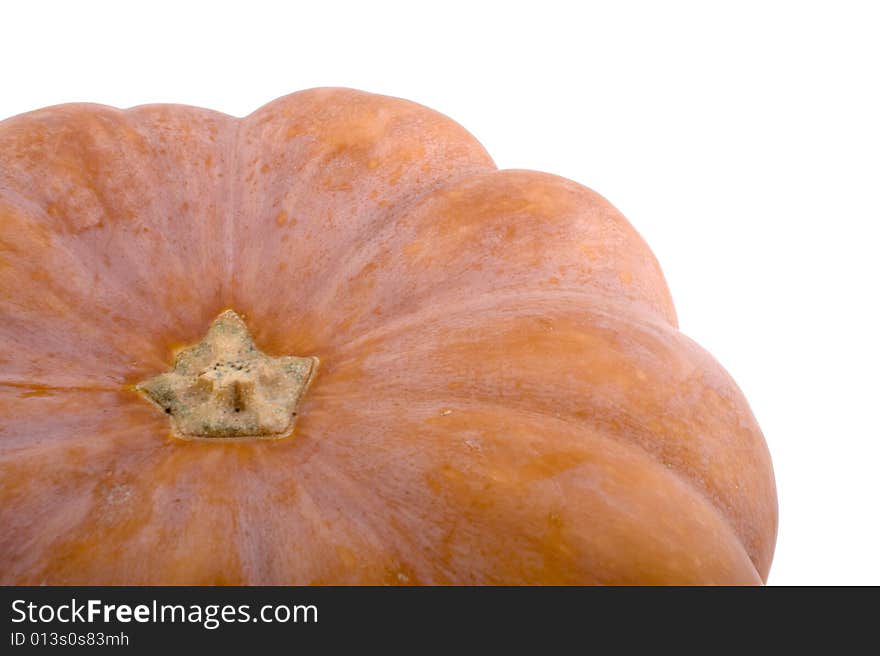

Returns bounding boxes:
[0,88,777,585]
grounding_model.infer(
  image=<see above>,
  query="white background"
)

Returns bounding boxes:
[3,1,877,585]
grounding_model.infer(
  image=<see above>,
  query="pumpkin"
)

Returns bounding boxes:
[0,88,776,585]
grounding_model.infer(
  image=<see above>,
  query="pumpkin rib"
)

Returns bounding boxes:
[311,379,772,580]
[123,103,238,309]
[339,388,770,580]
[296,396,762,584]
[0,106,238,380]
[317,291,775,579]
[290,163,500,324]
[224,88,496,330]
[0,190,148,386]
[0,423,380,584]
[0,193,146,380]
[301,169,677,347]
[329,288,669,359]
[0,420,162,585]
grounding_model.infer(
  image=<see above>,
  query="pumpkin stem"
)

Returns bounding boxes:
[135,310,318,440]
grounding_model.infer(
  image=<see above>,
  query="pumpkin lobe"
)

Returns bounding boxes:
[135,310,317,440]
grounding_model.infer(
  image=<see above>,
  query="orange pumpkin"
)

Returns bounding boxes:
[0,88,776,585]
